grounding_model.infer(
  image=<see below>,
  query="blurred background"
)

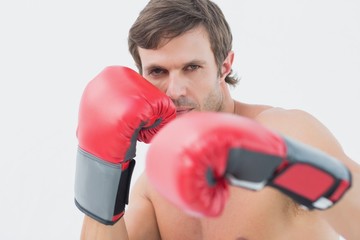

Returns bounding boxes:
[0,0,358,239]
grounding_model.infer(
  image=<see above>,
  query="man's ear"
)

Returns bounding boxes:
[220,51,234,81]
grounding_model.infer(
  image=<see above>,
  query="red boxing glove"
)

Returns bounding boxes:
[146,112,351,217]
[75,66,176,225]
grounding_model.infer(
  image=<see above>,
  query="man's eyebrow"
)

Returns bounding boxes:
[143,64,166,72]
[144,60,207,71]
[184,59,207,66]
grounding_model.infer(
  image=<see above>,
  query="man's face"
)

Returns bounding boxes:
[138,26,227,116]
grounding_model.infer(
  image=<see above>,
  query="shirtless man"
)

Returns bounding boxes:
[75,0,360,239]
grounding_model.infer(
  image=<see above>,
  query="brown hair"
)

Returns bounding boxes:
[128,0,239,86]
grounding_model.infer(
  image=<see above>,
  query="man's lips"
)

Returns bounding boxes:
[176,108,194,115]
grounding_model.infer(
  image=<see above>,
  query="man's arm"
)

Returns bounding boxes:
[80,172,160,240]
[125,173,161,239]
[74,66,175,239]
[255,108,360,239]
[81,217,128,240]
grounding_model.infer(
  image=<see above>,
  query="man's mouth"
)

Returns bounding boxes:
[176,108,194,116]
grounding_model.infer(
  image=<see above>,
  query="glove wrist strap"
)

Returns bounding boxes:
[75,147,136,225]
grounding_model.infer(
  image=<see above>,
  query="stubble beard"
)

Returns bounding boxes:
[202,86,224,112]
[172,81,224,113]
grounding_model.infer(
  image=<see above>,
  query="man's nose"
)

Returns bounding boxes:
[165,73,186,100]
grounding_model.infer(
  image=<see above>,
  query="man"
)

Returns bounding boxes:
[76,0,360,239]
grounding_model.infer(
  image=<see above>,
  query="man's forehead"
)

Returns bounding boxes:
[140,25,210,51]
[138,26,213,67]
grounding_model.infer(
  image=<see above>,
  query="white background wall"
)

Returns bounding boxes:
[0,0,358,239]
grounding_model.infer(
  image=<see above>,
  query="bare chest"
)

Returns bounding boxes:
[150,187,338,240]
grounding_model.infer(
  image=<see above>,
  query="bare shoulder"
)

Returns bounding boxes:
[254,107,345,158]
[255,107,317,132]
[124,172,161,240]
[235,101,343,157]
[236,102,326,142]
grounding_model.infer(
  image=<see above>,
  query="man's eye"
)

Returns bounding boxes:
[149,68,165,76]
[186,65,200,71]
